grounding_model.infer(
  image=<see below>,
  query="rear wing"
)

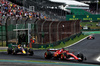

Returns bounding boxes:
[8,44,17,48]
[47,49,59,51]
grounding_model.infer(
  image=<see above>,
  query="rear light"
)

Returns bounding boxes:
[90,37,92,39]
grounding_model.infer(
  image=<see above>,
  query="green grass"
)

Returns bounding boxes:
[80,22,97,27]
[30,34,88,50]
[0,50,7,52]
[0,59,56,63]
[53,34,88,49]
[26,60,58,63]
[80,22,100,29]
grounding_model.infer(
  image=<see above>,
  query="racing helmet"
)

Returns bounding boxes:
[18,44,21,47]
[62,48,65,51]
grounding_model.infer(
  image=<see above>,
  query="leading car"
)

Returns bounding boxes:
[87,35,95,39]
[44,48,86,62]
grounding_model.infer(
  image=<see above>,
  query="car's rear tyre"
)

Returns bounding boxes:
[7,48,12,54]
[60,54,64,60]
[44,51,52,59]
[87,37,89,39]
[77,53,84,62]
[29,49,34,56]
[92,37,95,39]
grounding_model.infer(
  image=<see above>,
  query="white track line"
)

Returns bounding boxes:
[64,36,89,48]
[63,34,100,62]
[96,56,100,62]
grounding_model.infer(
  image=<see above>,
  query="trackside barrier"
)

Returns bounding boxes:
[7,32,82,48]
[31,32,82,48]
[82,29,100,31]
[5,17,80,45]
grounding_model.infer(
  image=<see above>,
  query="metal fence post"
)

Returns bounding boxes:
[33,19,41,43]
[25,17,29,45]
[1,24,3,46]
[49,21,53,43]
[5,16,9,46]
[71,21,73,35]
[15,18,19,44]
[57,21,61,41]
[35,19,41,44]
[74,21,76,34]
[41,20,46,44]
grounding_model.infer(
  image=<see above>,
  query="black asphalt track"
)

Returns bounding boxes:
[0,34,100,65]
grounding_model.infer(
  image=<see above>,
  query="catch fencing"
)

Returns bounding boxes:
[1,16,81,47]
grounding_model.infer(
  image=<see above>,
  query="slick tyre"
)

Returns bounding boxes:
[29,49,34,56]
[87,37,89,39]
[77,53,84,62]
[44,51,52,59]
[7,48,12,54]
[13,48,18,55]
[92,37,95,39]
[60,54,64,60]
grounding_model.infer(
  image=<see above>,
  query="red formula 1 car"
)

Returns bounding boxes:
[87,35,95,39]
[44,48,86,62]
